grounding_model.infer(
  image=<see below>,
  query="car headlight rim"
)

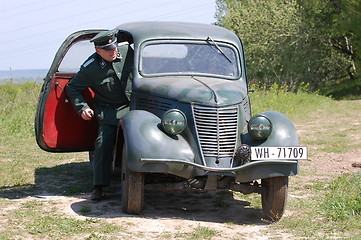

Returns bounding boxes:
[161,109,187,135]
[248,115,272,140]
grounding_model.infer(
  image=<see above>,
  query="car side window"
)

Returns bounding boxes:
[58,40,95,73]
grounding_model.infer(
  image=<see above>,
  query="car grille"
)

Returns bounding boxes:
[192,104,238,158]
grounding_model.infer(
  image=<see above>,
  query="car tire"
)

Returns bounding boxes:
[261,176,288,221]
[121,144,144,214]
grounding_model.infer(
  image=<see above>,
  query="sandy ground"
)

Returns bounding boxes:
[16,145,360,240]
[5,100,361,239]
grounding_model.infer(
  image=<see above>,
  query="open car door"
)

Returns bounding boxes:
[35,30,106,152]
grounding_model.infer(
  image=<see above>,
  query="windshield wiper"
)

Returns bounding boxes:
[206,36,232,63]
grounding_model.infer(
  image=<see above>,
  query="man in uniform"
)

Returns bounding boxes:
[66,29,133,201]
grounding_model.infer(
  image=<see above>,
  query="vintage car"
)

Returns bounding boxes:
[35,21,307,221]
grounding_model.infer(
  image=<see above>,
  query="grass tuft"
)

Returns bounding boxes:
[322,173,361,222]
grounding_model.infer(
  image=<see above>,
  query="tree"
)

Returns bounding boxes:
[215,0,361,98]
[298,0,361,97]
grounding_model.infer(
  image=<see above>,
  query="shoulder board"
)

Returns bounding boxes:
[82,58,95,68]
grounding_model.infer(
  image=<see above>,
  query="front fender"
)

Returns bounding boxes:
[120,110,194,172]
[245,111,299,147]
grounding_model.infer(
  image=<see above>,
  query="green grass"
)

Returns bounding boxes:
[175,225,219,240]
[247,84,360,238]
[272,173,361,239]
[250,83,361,153]
[0,82,40,138]
[4,200,125,239]
[0,82,360,239]
[249,83,336,121]
[322,173,361,222]
[0,82,114,238]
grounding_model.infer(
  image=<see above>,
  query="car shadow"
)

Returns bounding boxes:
[0,162,93,200]
[0,162,267,225]
[69,189,267,225]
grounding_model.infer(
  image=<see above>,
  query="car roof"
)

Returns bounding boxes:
[116,21,241,47]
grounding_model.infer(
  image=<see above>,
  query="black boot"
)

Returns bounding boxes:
[91,186,103,201]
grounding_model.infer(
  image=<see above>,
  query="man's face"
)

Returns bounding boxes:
[96,47,118,62]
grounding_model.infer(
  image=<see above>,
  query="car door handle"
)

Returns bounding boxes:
[55,82,69,102]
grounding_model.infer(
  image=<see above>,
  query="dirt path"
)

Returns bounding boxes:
[7,100,361,239]
[58,148,359,240]
[73,100,361,239]
[20,142,360,240]
[19,149,361,237]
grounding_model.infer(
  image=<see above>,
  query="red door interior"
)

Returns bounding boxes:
[35,29,107,152]
[38,72,98,152]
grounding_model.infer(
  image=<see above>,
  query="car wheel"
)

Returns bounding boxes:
[261,176,288,221]
[121,144,144,214]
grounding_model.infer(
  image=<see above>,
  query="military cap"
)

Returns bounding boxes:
[91,29,118,50]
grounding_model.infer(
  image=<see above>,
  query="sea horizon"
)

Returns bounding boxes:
[0,69,48,83]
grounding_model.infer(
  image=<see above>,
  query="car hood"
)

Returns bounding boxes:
[134,76,248,106]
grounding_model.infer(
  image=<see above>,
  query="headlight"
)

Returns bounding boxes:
[161,109,187,135]
[248,115,272,140]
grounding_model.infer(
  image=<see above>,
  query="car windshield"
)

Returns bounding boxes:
[140,42,239,78]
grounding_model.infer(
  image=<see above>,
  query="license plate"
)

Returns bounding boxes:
[251,146,308,160]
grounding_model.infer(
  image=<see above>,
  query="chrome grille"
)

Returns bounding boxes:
[192,105,238,158]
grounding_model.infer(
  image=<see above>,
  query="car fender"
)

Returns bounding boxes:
[246,111,299,147]
[119,110,194,172]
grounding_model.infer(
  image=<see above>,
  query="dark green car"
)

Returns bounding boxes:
[35,22,307,221]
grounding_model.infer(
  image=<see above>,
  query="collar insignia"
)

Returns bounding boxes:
[117,52,122,60]
[100,59,106,69]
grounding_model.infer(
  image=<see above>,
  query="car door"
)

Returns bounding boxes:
[35,30,106,152]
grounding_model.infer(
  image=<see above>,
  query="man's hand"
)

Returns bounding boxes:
[81,108,94,121]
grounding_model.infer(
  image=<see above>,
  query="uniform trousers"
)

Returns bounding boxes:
[93,123,118,187]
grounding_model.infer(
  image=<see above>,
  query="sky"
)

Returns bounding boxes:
[0,0,217,71]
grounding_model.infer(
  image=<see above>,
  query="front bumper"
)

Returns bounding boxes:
[139,158,299,182]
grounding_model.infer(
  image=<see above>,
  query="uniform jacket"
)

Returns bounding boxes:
[66,43,133,126]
